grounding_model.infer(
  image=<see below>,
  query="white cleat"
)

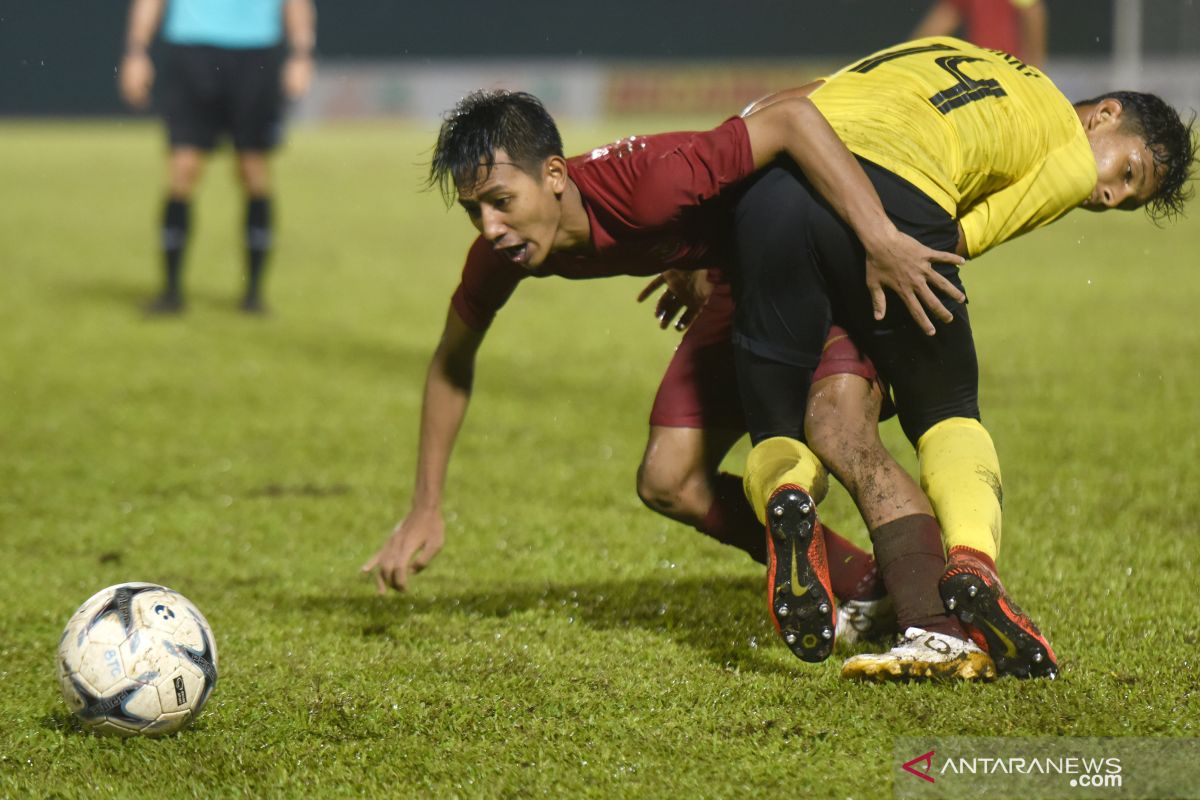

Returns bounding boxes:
[840,627,998,683]
[834,595,897,649]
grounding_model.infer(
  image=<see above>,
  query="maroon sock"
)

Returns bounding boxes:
[822,523,885,601]
[698,473,767,565]
[870,514,965,640]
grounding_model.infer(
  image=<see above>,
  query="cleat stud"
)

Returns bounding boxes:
[821,627,833,640]
[968,585,978,598]
[785,633,797,645]
[772,505,785,517]
[818,603,830,615]
[1033,652,1043,663]
[777,605,790,617]
[799,503,812,515]
[946,597,957,610]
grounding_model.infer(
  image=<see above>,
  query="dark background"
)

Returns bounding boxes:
[0,0,1179,115]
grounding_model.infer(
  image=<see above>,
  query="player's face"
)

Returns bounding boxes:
[1082,104,1160,212]
[456,150,567,269]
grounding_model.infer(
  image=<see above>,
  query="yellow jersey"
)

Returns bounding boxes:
[810,37,1097,257]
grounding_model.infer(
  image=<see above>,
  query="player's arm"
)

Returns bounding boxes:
[741,92,966,335]
[282,0,317,100]
[910,0,961,39]
[1017,0,1048,69]
[118,0,164,109]
[360,307,485,593]
[956,164,1075,258]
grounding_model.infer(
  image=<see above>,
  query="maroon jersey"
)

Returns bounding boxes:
[450,117,754,330]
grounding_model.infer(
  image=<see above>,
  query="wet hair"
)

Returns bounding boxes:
[1076,91,1197,221]
[429,90,564,205]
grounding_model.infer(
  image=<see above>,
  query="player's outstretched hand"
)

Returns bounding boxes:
[636,269,712,332]
[118,52,155,110]
[865,227,965,336]
[360,508,445,594]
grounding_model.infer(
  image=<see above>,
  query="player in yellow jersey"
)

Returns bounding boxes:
[731,37,1196,678]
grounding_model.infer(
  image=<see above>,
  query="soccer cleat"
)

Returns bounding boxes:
[145,291,184,315]
[765,485,836,663]
[239,293,268,315]
[834,594,897,649]
[939,546,1059,679]
[840,627,997,682]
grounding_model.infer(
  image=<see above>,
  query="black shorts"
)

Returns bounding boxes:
[731,159,980,445]
[162,44,284,152]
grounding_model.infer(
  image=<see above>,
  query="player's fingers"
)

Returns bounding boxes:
[373,568,388,595]
[903,292,937,336]
[656,296,679,329]
[675,307,696,331]
[411,545,440,572]
[928,248,966,267]
[637,276,666,303]
[360,552,380,573]
[919,286,956,325]
[869,285,888,321]
[925,270,967,304]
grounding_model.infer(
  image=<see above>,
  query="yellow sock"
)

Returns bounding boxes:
[743,437,829,525]
[917,417,1002,559]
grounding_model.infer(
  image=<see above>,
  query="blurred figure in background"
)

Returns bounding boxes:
[912,0,1047,67]
[118,0,317,314]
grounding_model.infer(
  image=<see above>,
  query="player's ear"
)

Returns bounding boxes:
[544,155,568,194]
[1090,97,1124,130]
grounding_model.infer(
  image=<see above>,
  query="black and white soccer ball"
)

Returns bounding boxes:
[57,582,218,736]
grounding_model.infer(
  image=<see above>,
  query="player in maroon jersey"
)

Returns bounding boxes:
[361,90,985,677]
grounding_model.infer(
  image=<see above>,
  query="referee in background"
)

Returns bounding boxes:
[119,0,316,314]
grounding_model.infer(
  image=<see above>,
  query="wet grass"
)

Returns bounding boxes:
[1,119,1198,798]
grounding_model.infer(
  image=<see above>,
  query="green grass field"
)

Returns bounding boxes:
[2,118,1198,798]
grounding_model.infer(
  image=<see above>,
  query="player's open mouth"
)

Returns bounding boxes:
[499,242,530,265]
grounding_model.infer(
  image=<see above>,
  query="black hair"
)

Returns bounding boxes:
[1076,91,1197,221]
[428,90,564,205]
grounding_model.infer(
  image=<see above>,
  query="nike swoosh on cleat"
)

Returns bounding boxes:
[791,548,808,597]
[980,617,1018,658]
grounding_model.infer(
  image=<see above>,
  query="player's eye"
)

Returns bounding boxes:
[493,197,511,210]
[1125,164,1133,183]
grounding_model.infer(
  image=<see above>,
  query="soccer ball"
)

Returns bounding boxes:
[57,582,218,736]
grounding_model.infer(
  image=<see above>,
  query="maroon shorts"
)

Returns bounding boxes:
[648,275,890,429]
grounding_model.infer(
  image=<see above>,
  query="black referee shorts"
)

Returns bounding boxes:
[162,44,285,152]
[730,158,980,446]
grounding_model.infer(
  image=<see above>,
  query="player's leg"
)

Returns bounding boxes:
[804,331,995,682]
[640,277,883,604]
[234,152,272,313]
[637,424,763,560]
[151,45,219,313]
[805,332,964,640]
[730,166,842,663]
[870,310,1057,678]
[229,47,285,313]
[805,370,996,682]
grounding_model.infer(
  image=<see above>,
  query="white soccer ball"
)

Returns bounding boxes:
[57,582,218,736]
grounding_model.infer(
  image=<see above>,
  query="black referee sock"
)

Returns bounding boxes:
[244,196,272,303]
[162,198,190,298]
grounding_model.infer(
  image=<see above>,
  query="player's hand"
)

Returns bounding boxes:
[360,508,445,594]
[118,52,155,110]
[636,270,712,332]
[864,227,965,336]
[283,54,315,100]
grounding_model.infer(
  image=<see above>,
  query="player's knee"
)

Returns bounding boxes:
[636,460,705,522]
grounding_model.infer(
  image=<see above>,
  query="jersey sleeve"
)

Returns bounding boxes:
[958,145,1095,257]
[449,235,527,331]
[629,117,756,228]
